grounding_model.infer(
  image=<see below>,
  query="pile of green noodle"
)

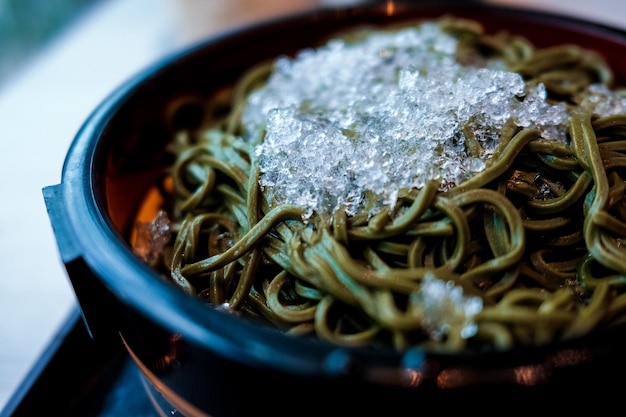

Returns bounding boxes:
[133,17,626,353]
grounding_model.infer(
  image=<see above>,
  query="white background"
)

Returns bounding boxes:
[1,0,625,411]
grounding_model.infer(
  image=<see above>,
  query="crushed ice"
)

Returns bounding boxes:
[239,21,626,219]
[418,273,483,340]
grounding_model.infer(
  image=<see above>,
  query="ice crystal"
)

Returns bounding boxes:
[133,210,171,267]
[418,273,483,341]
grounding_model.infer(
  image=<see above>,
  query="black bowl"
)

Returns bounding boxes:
[43,2,626,415]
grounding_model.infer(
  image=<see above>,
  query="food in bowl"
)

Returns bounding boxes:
[129,14,626,355]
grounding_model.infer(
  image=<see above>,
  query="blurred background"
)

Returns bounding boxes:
[0,0,100,89]
[0,0,624,414]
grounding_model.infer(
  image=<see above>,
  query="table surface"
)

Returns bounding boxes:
[1,0,625,412]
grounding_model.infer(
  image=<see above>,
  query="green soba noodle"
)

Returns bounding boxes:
[132,17,626,353]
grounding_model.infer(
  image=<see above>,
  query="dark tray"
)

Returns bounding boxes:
[0,307,157,417]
